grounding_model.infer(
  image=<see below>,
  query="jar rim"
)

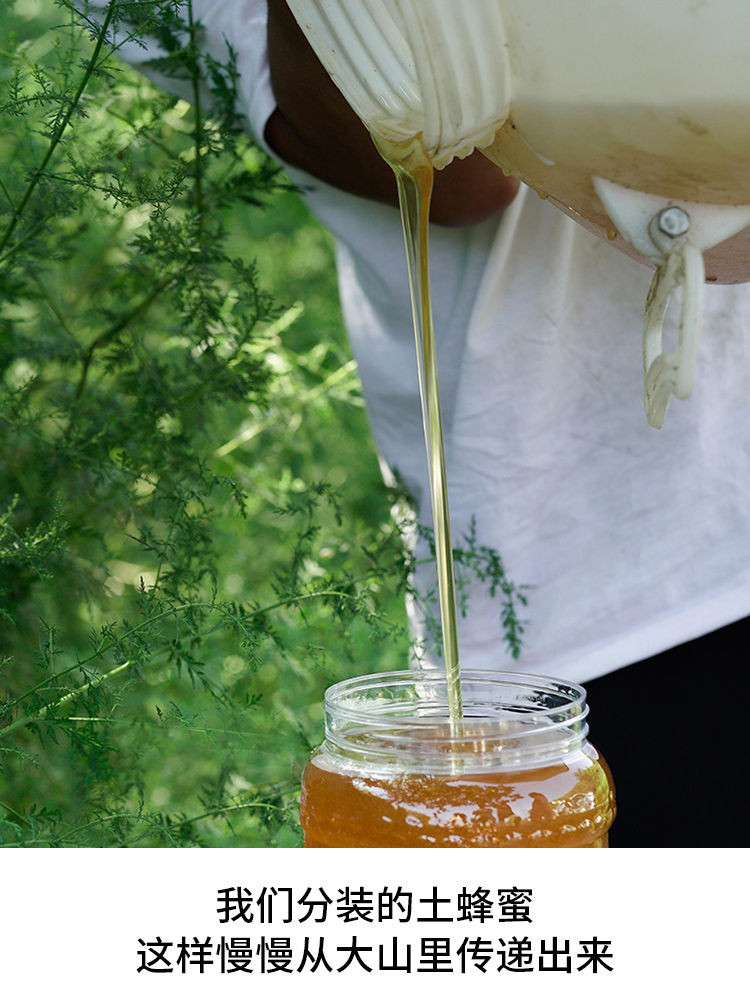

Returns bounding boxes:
[321,669,590,774]
[325,668,586,716]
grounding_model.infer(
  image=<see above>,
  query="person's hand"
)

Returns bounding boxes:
[265,0,519,226]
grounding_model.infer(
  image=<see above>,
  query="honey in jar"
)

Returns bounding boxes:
[301,670,615,847]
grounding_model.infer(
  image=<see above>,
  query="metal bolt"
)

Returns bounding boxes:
[657,206,690,238]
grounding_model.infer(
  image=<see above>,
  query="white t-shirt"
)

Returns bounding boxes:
[108,0,750,682]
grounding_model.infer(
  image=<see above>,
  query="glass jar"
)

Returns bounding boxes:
[300,669,615,847]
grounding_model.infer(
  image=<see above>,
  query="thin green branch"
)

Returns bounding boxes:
[130,799,286,843]
[1,660,132,739]
[0,3,116,257]
[1,604,199,718]
[0,799,27,825]
[1,798,289,848]
[0,579,389,730]
[186,0,204,223]
[72,272,176,405]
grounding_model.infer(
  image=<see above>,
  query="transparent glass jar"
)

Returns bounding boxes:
[300,670,615,847]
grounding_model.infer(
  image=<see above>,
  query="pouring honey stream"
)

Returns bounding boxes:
[372,133,463,723]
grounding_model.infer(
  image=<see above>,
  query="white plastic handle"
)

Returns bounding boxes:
[642,235,705,429]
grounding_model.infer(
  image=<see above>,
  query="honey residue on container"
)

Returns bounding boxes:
[479,104,750,281]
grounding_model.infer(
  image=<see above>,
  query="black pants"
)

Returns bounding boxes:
[584,617,750,848]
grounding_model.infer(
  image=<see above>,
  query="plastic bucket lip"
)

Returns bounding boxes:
[322,670,590,773]
[286,0,511,165]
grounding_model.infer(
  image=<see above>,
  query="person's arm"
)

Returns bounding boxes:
[265,0,519,226]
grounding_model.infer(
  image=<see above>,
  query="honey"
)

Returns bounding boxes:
[300,671,615,848]
[373,133,463,719]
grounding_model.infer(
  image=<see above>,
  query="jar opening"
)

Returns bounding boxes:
[322,669,589,775]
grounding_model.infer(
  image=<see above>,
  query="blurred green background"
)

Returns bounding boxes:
[0,0,413,846]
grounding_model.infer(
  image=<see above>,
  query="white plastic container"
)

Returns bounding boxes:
[285,0,510,167]
[287,0,750,425]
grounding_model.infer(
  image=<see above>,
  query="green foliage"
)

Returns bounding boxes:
[0,0,414,847]
[0,1,526,847]
[420,516,529,661]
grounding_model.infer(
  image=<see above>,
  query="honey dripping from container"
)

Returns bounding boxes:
[373,133,463,723]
